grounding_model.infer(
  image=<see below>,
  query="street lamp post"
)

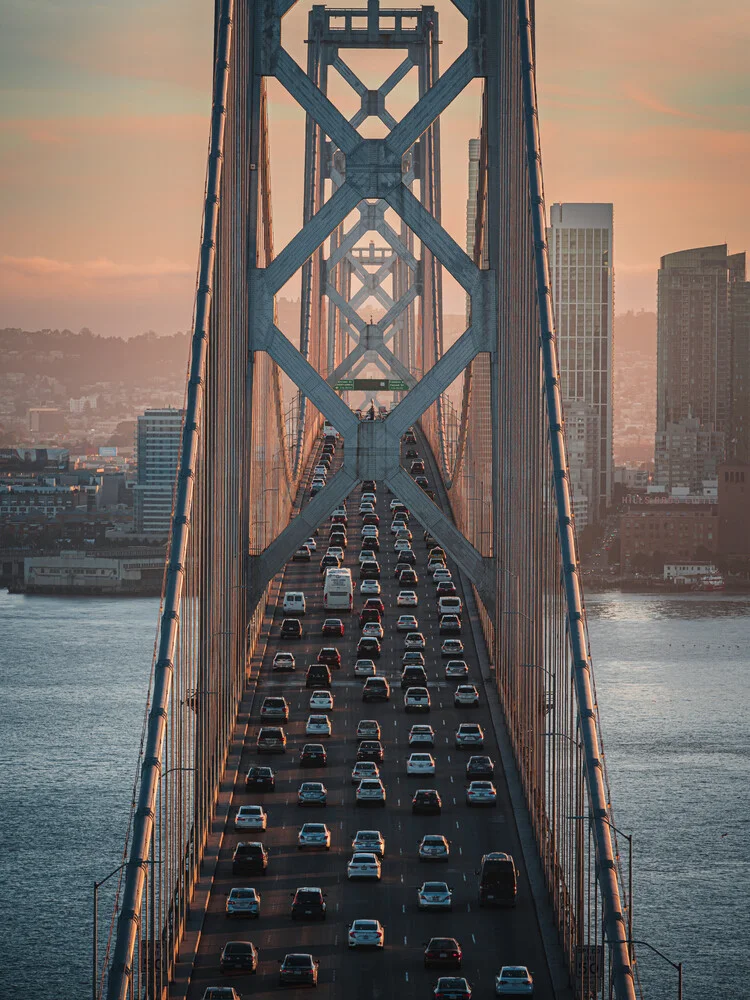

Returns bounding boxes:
[611,939,682,1000]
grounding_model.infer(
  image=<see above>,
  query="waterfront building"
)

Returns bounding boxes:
[619,502,717,574]
[133,408,184,534]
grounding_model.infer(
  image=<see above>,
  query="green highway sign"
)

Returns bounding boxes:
[334,379,354,390]
[335,378,409,391]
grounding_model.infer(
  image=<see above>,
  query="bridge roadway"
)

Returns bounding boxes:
[186,438,554,999]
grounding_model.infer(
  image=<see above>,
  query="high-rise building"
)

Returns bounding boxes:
[133,408,184,534]
[655,244,748,487]
[547,203,614,524]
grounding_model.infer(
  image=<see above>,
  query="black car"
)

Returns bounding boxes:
[306,663,332,688]
[412,789,442,815]
[291,887,327,921]
[401,665,428,689]
[359,608,382,627]
[466,755,495,779]
[220,940,258,974]
[436,581,458,598]
[357,636,382,659]
[396,549,417,565]
[415,475,429,488]
[405,448,419,458]
[328,531,347,548]
[232,841,268,876]
[362,534,380,552]
[356,740,384,763]
[439,614,462,635]
[410,460,426,475]
[363,597,385,615]
[362,480,377,492]
[402,651,426,667]
[300,743,327,767]
[316,646,341,668]
[320,553,341,573]
[424,937,462,969]
[362,676,390,702]
[280,618,303,639]
[279,953,319,987]
[321,618,345,636]
[362,513,380,526]
[256,726,286,753]
[359,560,381,580]
[398,568,419,586]
[245,766,275,791]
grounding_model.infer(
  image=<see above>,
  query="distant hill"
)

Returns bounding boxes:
[615,310,656,355]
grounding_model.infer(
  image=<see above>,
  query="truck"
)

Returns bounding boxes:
[323,567,353,611]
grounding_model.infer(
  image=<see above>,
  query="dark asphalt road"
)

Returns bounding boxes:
[187,440,554,1000]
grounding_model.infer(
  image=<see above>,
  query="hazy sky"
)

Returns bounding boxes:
[0,0,748,337]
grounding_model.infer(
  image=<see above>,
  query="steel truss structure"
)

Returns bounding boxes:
[104,3,643,999]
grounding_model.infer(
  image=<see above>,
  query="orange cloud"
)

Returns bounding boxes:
[621,83,701,120]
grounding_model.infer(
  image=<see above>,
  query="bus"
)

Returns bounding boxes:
[323,567,353,611]
[477,852,518,907]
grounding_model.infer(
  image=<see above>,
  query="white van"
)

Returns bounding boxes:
[438,596,462,617]
[324,568,353,611]
[283,591,306,616]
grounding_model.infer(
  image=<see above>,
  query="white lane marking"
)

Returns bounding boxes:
[463,872,467,882]
[402,903,406,913]
[447,755,451,763]
[452,797,456,805]
[459,845,463,856]
[450,775,454,783]
[405,972,409,982]
[334,934,339,946]
[455,820,460,829]
[336,901,340,911]
[397,798,401,807]
[399,847,403,855]
[400,873,404,884]
[471,932,476,943]
[403,935,408,946]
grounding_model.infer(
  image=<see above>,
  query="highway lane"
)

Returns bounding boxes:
[187,436,554,999]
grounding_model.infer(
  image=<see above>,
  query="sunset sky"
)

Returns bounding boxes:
[1,0,748,337]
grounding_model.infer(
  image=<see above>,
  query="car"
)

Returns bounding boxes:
[361,492,376,504]
[405,448,419,458]
[297,781,327,806]
[232,841,268,876]
[280,618,303,639]
[424,937,462,969]
[220,940,258,974]
[322,617,344,636]
[415,475,429,488]
[360,579,382,595]
[441,639,464,658]
[404,631,426,650]
[362,621,384,639]
[360,559,381,580]
[354,658,377,677]
[357,636,382,659]
[351,760,380,785]
[292,545,312,561]
[409,724,435,747]
[305,537,317,552]
[348,918,385,948]
[445,660,469,680]
[356,740,384,763]
[278,954,319,987]
[305,663,332,688]
[418,881,453,911]
[436,580,458,598]
[256,726,286,753]
[466,755,495,778]
[435,976,472,1000]
[225,886,261,919]
[359,606,381,627]
[397,589,419,607]
[297,822,331,850]
[306,714,332,737]
[439,615,462,635]
[362,676,389,701]
[361,523,379,538]
[495,966,534,995]
[363,597,385,615]
[234,805,267,831]
[309,690,334,711]
[412,788,442,815]
[404,686,431,713]
[395,527,413,542]
[363,512,380,526]
[356,719,381,740]
[402,650,426,667]
[314,465,328,478]
[410,459,425,475]
[397,614,419,631]
[394,538,411,552]
[359,503,375,515]
[391,520,408,534]
[419,833,451,861]
[300,743,327,767]
[433,568,452,585]
[351,829,385,857]
[347,853,382,881]
[202,989,241,1000]
[429,547,447,563]
[466,780,498,807]
[401,665,428,689]
[272,651,296,672]
[327,535,346,551]
[356,778,386,806]
[397,568,419,585]
[397,549,417,566]
[428,560,446,574]
[455,723,484,748]
[310,481,324,495]
[390,498,404,510]
[316,646,341,668]
[320,553,341,572]
[454,684,480,708]
[291,886,327,922]
[245,766,275,792]
[407,752,436,775]
[260,696,289,721]
[331,508,347,523]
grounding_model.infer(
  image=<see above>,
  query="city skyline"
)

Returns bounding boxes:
[1,0,748,336]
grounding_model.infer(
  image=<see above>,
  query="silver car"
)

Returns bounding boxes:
[495,966,534,995]
[354,659,377,678]
[408,724,435,747]
[351,829,385,858]
[297,823,331,850]
[347,852,381,881]
[418,834,450,861]
[404,631,426,650]
[351,761,380,785]
[454,684,480,707]
[397,614,419,632]
[417,881,453,911]
[455,723,484,748]
[466,780,497,807]
[297,781,327,806]
[225,886,261,918]
[356,779,386,806]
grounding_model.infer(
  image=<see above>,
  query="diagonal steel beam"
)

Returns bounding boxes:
[376,283,420,336]
[326,341,367,386]
[326,282,367,333]
[275,48,360,154]
[378,343,417,387]
[328,219,368,270]
[380,56,413,96]
[332,55,367,97]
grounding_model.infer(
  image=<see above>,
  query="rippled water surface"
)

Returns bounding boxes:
[1,590,748,998]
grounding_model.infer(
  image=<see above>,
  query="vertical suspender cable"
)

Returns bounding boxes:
[106,3,234,996]
[517,3,636,998]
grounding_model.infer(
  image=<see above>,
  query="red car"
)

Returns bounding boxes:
[316,647,341,668]
[424,937,462,969]
[321,618,344,636]
[363,598,385,615]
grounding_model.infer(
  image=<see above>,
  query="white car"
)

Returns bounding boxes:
[417,881,452,911]
[390,520,407,533]
[362,622,384,640]
[351,761,380,785]
[309,690,334,710]
[359,503,375,515]
[354,658,377,678]
[331,507,347,520]
[326,546,344,561]
[297,822,331,850]
[346,852,381,880]
[495,966,534,995]
[347,918,385,949]
[394,528,412,542]
[225,886,261,918]
[360,580,381,596]
[404,632,425,650]
[433,568,452,584]
[234,805,267,831]
[393,537,410,550]
[407,752,436,776]
[454,684,480,707]
[397,590,418,607]
[427,559,446,574]
[305,537,317,552]
[359,549,377,563]
[361,525,379,538]
[356,778,386,806]
[445,660,469,680]
[418,834,450,861]
[306,714,332,737]
[351,829,385,857]
[389,498,403,510]
[466,780,497,806]
[455,723,484,748]
[404,687,431,713]
[408,724,435,747]
[314,465,328,478]
[397,614,419,632]
[361,492,376,505]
